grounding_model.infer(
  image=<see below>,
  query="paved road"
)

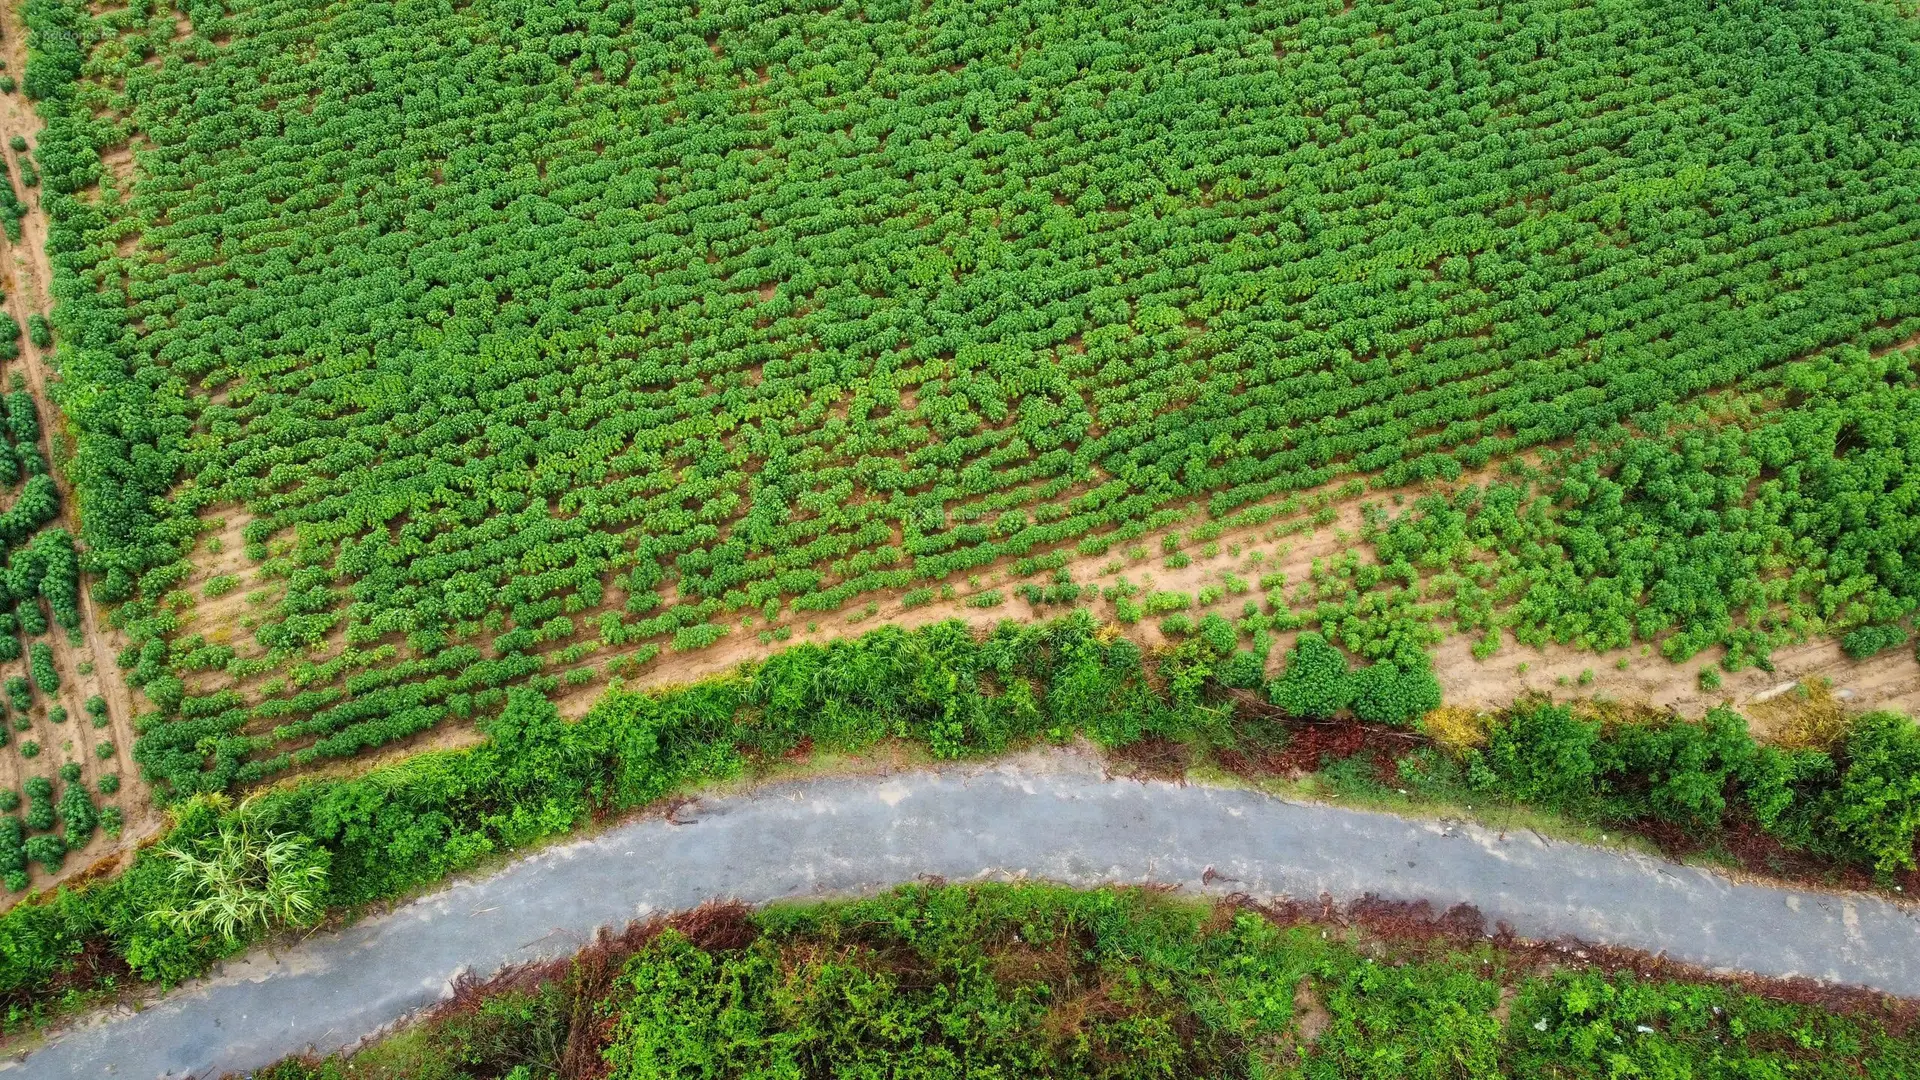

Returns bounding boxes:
[11,747,1920,1078]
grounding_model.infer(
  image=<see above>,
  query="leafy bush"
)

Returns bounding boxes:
[1477,704,1601,811]
[1349,656,1443,727]
[0,817,23,889]
[1826,713,1920,875]
[1842,624,1907,659]
[22,776,52,832]
[1144,591,1192,615]
[29,642,59,695]
[1212,650,1267,690]
[4,676,28,713]
[669,623,728,652]
[1268,633,1352,719]
[58,783,95,841]
[23,834,62,874]
[1601,709,1755,830]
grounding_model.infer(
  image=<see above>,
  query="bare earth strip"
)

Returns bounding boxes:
[7,746,1918,1079]
[560,488,1920,728]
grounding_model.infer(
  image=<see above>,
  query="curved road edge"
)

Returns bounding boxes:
[9,746,1920,1078]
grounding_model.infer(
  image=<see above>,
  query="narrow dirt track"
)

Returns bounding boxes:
[8,746,1917,1079]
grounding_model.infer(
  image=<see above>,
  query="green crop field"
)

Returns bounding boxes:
[12,0,1920,800]
[14,0,1920,1050]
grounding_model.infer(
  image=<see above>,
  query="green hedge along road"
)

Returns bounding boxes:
[9,747,1919,1078]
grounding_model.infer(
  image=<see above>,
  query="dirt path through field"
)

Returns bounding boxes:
[558,483,1920,726]
[0,18,156,907]
[10,746,1919,1078]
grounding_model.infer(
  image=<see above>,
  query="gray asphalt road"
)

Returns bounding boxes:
[11,747,1920,1078]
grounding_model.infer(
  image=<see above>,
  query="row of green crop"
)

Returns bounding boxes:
[90,336,1920,803]
[20,0,1920,783]
[257,883,1920,1080]
[4,613,1917,1019]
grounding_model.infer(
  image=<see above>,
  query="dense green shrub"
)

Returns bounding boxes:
[1600,709,1755,830]
[0,817,23,891]
[57,784,95,843]
[1842,624,1907,659]
[1268,633,1352,719]
[1826,712,1920,874]
[1472,703,1920,873]
[1477,704,1602,811]
[264,885,1920,1080]
[4,676,29,713]
[22,777,52,832]
[23,834,64,874]
[1212,650,1267,690]
[28,643,58,695]
[1349,656,1444,726]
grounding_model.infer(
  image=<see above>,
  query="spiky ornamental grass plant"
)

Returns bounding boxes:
[153,797,330,943]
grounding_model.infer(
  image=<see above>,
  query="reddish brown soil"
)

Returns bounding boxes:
[1213,714,1416,781]
[1105,734,1192,783]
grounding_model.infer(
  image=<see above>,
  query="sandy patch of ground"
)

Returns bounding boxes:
[1434,634,1920,730]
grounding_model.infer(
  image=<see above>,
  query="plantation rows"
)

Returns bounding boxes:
[17,0,1920,793]
[0,310,122,890]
